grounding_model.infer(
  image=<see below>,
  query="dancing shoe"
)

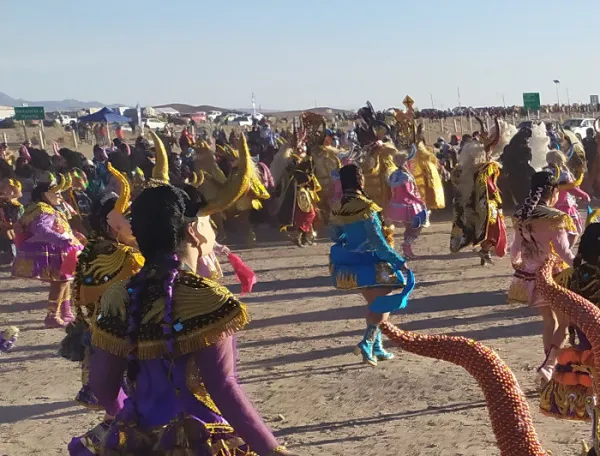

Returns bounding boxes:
[402,244,417,260]
[353,324,378,366]
[44,300,67,329]
[75,384,101,409]
[373,329,394,361]
[423,211,431,228]
[60,300,76,324]
[537,345,559,386]
[478,250,494,266]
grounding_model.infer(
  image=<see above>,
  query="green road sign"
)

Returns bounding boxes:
[522,93,541,111]
[14,106,45,121]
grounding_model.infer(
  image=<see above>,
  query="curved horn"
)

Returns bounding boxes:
[484,116,501,152]
[107,162,131,215]
[595,116,600,134]
[149,130,169,183]
[50,173,66,193]
[474,115,486,133]
[201,132,252,216]
[195,171,205,188]
[62,172,73,192]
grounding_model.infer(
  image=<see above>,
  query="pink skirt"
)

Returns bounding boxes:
[386,202,425,225]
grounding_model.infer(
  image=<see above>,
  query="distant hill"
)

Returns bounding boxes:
[154,103,228,114]
[267,107,355,118]
[155,103,354,118]
[0,92,117,112]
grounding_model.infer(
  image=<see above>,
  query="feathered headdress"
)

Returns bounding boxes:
[528,122,550,171]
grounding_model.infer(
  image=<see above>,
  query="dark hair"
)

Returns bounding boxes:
[31,182,52,203]
[125,185,190,384]
[28,148,54,172]
[514,171,559,253]
[574,223,600,267]
[15,158,33,179]
[0,158,15,179]
[59,148,88,170]
[339,164,363,192]
[88,196,116,238]
[181,184,208,217]
[515,171,558,221]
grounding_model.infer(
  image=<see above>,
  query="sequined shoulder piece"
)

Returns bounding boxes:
[91,271,249,360]
[330,195,382,225]
[20,202,54,226]
[73,239,144,310]
[527,205,577,233]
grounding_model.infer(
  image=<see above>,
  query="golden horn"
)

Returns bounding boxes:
[196,171,205,187]
[50,173,66,193]
[62,173,73,192]
[107,162,131,215]
[202,133,251,216]
[149,130,169,182]
[226,144,239,159]
[558,168,584,192]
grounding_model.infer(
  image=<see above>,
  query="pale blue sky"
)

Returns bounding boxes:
[4,0,600,110]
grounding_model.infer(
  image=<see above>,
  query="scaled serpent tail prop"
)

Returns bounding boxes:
[379,324,548,456]
[537,258,600,456]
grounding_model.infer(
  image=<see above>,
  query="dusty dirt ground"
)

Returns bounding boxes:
[0,219,591,456]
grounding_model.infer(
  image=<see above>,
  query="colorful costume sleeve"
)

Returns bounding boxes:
[552,229,575,267]
[89,348,128,416]
[567,186,590,201]
[27,212,74,246]
[196,336,280,455]
[364,213,405,268]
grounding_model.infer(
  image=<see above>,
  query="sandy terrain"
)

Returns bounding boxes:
[0,218,591,456]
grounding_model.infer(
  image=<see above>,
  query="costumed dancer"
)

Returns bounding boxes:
[66,163,144,408]
[498,124,532,208]
[0,178,24,265]
[385,149,426,259]
[540,222,600,421]
[545,150,590,234]
[409,124,445,226]
[68,185,296,456]
[450,117,507,266]
[303,112,341,226]
[278,152,321,247]
[12,174,84,328]
[508,171,576,384]
[329,164,414,367]
[184,136,257,294]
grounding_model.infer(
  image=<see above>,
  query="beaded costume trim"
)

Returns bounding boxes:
[20,201,56,226]
[330,194,382,225]
[91,271,249,359]
[73,238,144,312]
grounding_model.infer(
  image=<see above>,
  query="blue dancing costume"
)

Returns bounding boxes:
[329,191,415,366]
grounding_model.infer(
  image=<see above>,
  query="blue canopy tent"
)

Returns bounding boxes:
[78,107,132,142]
[78,107,131,123]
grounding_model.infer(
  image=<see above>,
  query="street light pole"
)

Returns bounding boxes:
[553,79,562,122]
[553,79,561,111]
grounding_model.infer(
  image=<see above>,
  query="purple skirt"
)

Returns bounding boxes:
[12,241,74,282]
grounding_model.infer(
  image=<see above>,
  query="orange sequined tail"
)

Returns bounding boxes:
[380,321,548,456]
